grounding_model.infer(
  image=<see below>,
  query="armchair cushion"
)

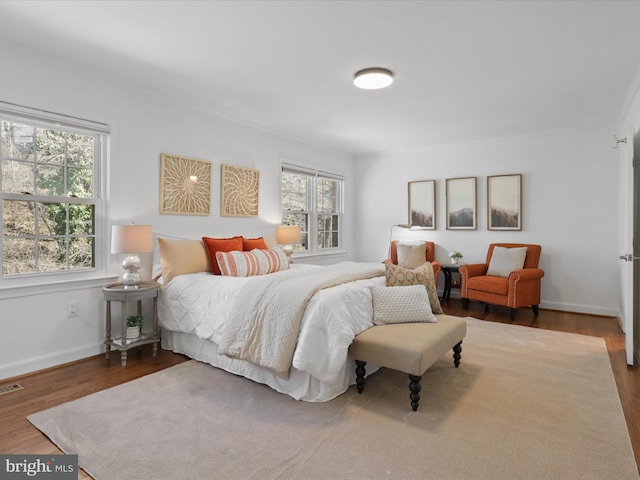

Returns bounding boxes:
[387,240,441,287]
[390,240,435,263]
[397,241,427,269]
[486,246,527,277]
[467,275,508,296]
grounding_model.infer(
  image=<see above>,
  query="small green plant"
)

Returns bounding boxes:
[126,314,144,328]
[448,251,463,259]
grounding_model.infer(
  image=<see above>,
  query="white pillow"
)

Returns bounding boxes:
[370,285,437,325]
[397,241,426,269]
[486,246,528,277]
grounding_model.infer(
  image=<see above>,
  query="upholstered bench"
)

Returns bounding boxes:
[349,315,467,411]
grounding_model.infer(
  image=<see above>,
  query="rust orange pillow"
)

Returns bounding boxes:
[202,236,243,275]
[242,236,268,251]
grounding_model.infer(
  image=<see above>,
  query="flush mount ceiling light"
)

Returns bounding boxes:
[353,68,394,90]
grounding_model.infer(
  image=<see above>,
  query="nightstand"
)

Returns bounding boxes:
[102,282,160,366]
[441,264,462,302]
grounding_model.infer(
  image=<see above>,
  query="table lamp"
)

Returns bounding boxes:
[111,224,153,289]
[276,225,300,263]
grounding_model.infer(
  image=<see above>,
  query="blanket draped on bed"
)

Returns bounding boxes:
[217,261,385,378]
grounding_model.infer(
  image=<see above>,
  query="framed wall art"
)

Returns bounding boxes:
[408,180,435,229]
[160,153,212,215]
[446,177,477,230]
[220,164,260,217]
[487,174,522,230]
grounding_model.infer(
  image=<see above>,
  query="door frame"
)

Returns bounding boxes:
[622,129,638,365]
[633,130,640,365]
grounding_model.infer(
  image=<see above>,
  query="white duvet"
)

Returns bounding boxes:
[158,264,386,386]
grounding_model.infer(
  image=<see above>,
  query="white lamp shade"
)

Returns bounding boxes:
[111,225,153,254]
[277,225,301,245]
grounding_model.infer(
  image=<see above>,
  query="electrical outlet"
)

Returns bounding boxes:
[67,301,79,317]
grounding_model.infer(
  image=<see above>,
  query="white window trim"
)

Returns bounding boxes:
[0,102,109,293]
[0,275,118,300]
[281,162,345,257]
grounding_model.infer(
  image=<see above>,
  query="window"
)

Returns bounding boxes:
[0,104,107,281]
[281,163,343,254]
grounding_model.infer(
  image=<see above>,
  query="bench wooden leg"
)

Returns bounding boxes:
[409,374,421,411]
[355,360,366,393]
[453,341,462,367]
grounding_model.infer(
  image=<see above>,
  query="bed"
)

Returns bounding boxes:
[155,235,442,402]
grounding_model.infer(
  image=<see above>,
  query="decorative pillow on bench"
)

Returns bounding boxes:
[370,285,437,325]
[384,261,443,314]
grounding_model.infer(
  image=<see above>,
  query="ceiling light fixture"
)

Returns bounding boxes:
[353,68,394,90]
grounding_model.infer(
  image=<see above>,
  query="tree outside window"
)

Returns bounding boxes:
[1,118,101,276]
[281,165,342,254]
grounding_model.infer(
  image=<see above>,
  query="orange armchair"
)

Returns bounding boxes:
[387,240,441,286]
[459,243,544,320]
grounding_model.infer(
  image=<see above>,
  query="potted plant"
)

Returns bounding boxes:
[126,314,144,340]
[448,251,463,265]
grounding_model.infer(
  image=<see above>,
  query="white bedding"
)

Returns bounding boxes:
[219,262,386,377]
[158,263,386,401]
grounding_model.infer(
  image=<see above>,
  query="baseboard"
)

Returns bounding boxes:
[439,294,618,318]
[0,342,103,381]
[538,301,617,317]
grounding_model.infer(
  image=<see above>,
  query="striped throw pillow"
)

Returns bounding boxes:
[216,247,289,277]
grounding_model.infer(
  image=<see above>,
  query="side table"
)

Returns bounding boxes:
[441,264,462,302]
[103,282,160,366]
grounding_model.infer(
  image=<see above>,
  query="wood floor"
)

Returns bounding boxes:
[1,300,639,478]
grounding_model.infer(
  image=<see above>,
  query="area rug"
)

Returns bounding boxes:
[28,318,639,480]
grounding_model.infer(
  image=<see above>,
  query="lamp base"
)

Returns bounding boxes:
[282,245,294,264]
[121,274,142,289]
[121,254,142,288]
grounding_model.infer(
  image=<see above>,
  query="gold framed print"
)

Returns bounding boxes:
[160,153,212,215]
[220,164,260,217]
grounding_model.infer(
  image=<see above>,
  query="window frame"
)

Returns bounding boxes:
[281,163,344,256]
[0,102,109,290]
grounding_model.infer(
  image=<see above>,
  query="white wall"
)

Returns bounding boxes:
[0,35,625,379]
[0,39,354,379]
[353,130,619,316]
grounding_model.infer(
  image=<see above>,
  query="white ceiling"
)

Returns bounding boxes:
[1,0,640,155]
